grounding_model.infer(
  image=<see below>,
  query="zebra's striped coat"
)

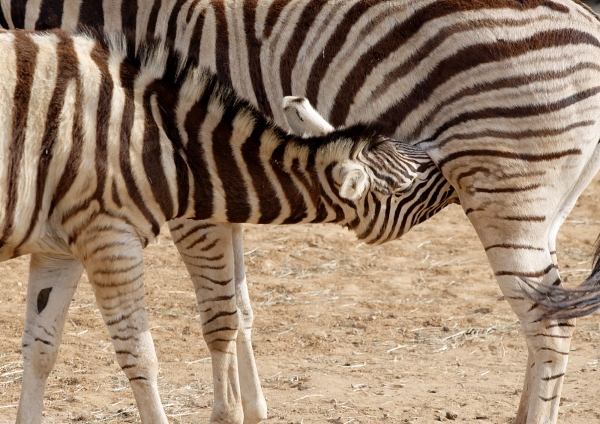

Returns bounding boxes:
[0,28,443,423]
[3,1,600,423]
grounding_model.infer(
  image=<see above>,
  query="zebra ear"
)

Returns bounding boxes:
[338,163,368,201]
[282,96,335,136]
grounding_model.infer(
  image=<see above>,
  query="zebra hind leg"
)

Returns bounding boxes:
[16,253,83,423]
[471,225,574,424]
[73,223,167,424]
[231,223,267,424]
[169,220,244,424]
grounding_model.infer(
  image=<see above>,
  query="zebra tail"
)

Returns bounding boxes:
[524,241,600,319]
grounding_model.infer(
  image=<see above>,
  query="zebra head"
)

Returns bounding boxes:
[282,97,457,246]
[340,136,455,245]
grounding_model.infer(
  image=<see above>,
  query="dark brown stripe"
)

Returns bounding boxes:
[111,334,135,341]
[263,0,292,39]
[184,233,209,250]
[147,0,162,38]
[212,0,230,85]
[357,192,382,240]
[437,148,582,171]
[0,3,8,28]
[79,0,104,28]
[243,0,272,116]
[193,263,226,270]
[204,327,237,336]
[118,58,161,235]
[211,104,251,222]
[184,77,215,220]
[200,238,219,252]
[178,252,224,261]
[115,350,139,357]
[121,0,138,39]
[485,244,545,252]
[148,58,190,218]
[112,181,122,207]
[202,310,237,325]
[90,43,113,205]
[455,167,489,189]
[0,32,38,246]
[166,0,188,41]
[142,93,174,220]
[308,152,330,223]
[242,123,282,224]
[495,263,556,278]
[36,0,64,30]
[546,322,574,329]
[501,215,546,222]
[279,0,326,97]
[272,144,308,225]
[198,294,235,305]
[10,0,25,28]
[474,183,542,194]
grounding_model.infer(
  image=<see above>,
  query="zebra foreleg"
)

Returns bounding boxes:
[16,253,83,424]
[74,225,167,424]
[169,220,245,424]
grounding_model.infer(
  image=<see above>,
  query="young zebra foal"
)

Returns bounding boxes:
[1,29,442,423]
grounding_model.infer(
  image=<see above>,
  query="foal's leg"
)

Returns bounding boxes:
[169,220,244,424]
[232,223,267,424]
[16,253,83,424]
[74,225,167,424]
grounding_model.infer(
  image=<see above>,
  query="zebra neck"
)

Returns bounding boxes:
[169,71,358,226]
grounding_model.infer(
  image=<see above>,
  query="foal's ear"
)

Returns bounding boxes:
[282,96,335,136]
[336,162,368,201]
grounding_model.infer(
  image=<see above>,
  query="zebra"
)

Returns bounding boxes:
[3,1,600,423]
[0,27,450,423]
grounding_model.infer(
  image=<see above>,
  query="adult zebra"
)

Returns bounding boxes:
[3,1,600,423]
[0,27,442,423]
[0,2,459,424]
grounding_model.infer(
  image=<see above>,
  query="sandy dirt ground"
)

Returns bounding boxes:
[1,172,600,423]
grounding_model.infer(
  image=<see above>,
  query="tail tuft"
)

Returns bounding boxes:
[523,259,600,319]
